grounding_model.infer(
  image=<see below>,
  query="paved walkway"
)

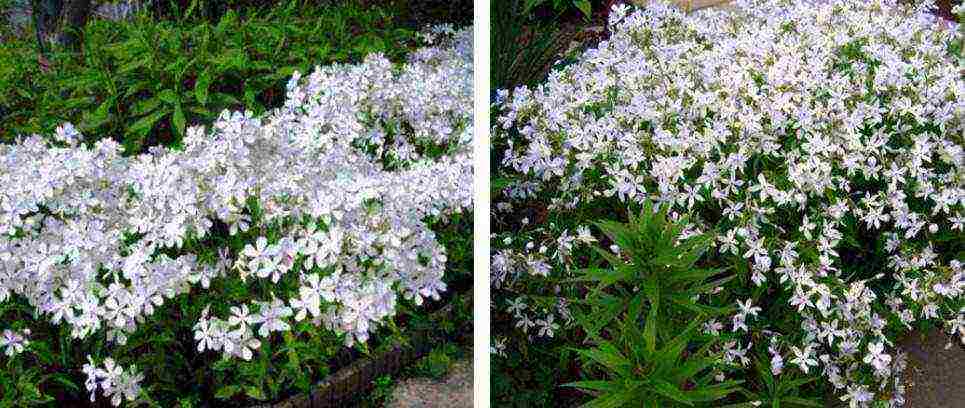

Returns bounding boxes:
[900,331,965,408]
[388,359,472,408]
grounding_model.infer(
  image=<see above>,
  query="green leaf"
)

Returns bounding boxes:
[575,342,632,377]
[523,0,547,14]
[49,374,79,392]
[195,72,211,106]
[157,89,179,105]
[82,98,113,131]
[675,356,718,384]
[643,278,659,355]
[245,385,266,400]
[214,385,239,399]
[777,376,817,395]
[574,0,592,18]
[754,357,776,393]
[244,87,258,110]
[685,380,744,402]
[62,96,95,110]
[580,388,637,408]
[657,318,700,365]
[130,97,163,117]
[173,103,186,137]
[118,58,148,74]
[564,380,625,393]
[780,397,822,407]
[211,92,241,107]
[574,293,624,342]
[212,359,233,371]
[128,110,168,138]
[650,379,694,405]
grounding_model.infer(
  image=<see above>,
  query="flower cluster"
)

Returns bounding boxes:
[493,1,961,405]
[83,357,144,407]
[0,25,471,406]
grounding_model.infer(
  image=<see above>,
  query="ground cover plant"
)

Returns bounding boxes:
[491,0,963,406]
[0,22,473,406]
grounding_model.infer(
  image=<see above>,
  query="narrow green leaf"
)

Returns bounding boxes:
[157,89,179,105]
[780,397,822,407]
[643,278,659,356]
[131,97,163,116]
[580,388,637,408]
[128,110,168,137]
[650,379,694,405]
[173,103,186,137]
[575,342,632,377]
[195,71,211,106]
[214,385,239,399]
[575,0,592,19]
[563,380,624,392]
[245,385,266,400]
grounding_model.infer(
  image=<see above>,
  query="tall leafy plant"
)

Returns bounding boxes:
[574,201,734,340]
[568,202,740,407]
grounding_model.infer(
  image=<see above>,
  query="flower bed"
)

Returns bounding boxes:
[0,25,472,406]
[492,0,962,406]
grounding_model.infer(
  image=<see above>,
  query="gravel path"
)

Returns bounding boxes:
[388,359,473,408]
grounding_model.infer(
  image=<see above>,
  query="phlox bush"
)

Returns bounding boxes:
[492,1,962,406]
[0,25,472,406]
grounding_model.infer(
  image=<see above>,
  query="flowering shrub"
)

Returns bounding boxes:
[492,1,962,406]
[0,25,472,406]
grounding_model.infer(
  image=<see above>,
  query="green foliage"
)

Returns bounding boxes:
[0,0,416,153]
[723,358,822,408]
[567,318,741,408]
[0,359,56,406]
[566,202,741,407]
[491,0,567,92]
[574,202,735,341]
[414,344,457,379]
[366,374,397,406]
[524,0,595,19]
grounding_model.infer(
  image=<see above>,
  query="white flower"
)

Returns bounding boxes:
[253,296,293,337]
[703,319,723,336]
[790,344,817,374]
[0,329,29,357]
[536,315,559,338]
[863,342,892,372]
[506,297,528,317]
[228,304,254,329]
[84,357,142,406]
[193,314,219,353]
[840,384,873,408]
